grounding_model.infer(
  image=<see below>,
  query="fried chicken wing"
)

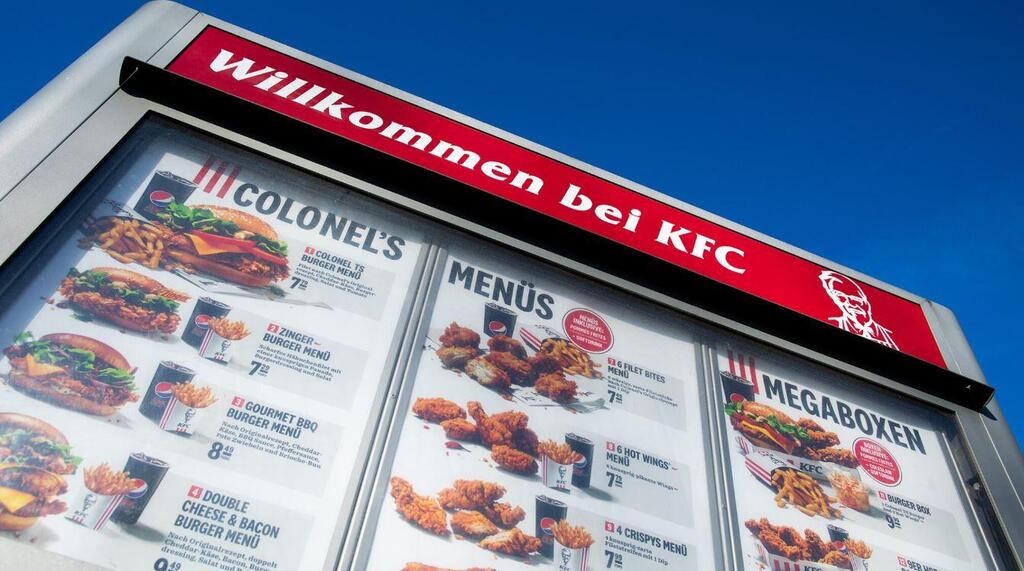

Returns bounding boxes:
[820,550,853,569]
[436,346,479,369]
[800,446,860,468]
[439,322,481,348]
[487,335,528,359]
[527,352,563,376]
[469,403,529,449]
[478,528,542,556]
[491,445,538,475]
[484,351,532,385]
[441,418,478,441]
[797,418,841,449]
[412,397,466,423]
[534,373,578,403]
[390,477,449,536]
[759,529,804,561]
[468,401,488,424]
[510,427,539,456]
[438,480,506,510]
[482,502,526,528]
[451,510,499,538]
[803,529,829,562]
[465,357,511,390]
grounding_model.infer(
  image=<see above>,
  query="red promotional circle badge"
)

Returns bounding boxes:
[562,308,614,353]
[853,438,902,486]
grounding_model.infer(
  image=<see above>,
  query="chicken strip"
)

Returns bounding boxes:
[438,480,506,510]
[465,357,511,390]
[441,418,478,441]
[800,446,860,468]
[820,550,853,569]
[534,373,578,403]
[484,351,532,385]
[439,322,480,348]
[451,510,499,538]
[412,397,466,423]
[482,502,526,528]
[803,529,829,562]
[478,528,542,557]
[486,335,528,359]
[491,445,538,475]
[436,346,479,369]
[390,477,449,536]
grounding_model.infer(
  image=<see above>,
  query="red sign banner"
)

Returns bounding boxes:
[168,27,946,368]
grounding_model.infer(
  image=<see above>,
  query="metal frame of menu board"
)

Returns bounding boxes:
[0,1,1017,569]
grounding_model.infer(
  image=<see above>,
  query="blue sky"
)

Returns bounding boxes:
[2,2,1021,441]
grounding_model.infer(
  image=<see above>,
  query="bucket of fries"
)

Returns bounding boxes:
[159,383,217,436]
[539,440,579,491]
[550,520,593,571]
[65,464,143,531]
[199,317,250,363]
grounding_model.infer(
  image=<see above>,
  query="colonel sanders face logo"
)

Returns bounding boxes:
[819,270,898,350]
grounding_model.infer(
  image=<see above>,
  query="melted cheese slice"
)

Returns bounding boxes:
[24,354,65,377]
[187,234,249,257]
[0,486,35,513]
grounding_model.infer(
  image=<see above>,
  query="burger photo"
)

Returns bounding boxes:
[3,332,138,416]
[59,267,189,334]
[724,401,809,454]
[0,464,68,531]
[158,203,290,286]
[0,413,80,476]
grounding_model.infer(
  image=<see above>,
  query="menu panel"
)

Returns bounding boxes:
[0,119,426,570]
[361,246,718,570]
[713,340,994,571]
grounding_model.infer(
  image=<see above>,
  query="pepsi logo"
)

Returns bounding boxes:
[125,478,148,499]
[573,455,588,468]
[488,320,507,335]
[194,314,213,329]
[154,381,175,399]
[540,517,557,535]
[149,190,175,208]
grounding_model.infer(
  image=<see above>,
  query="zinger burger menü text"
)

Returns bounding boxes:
[60,267,188,334]
[4,333,138,416]
[158,203,290,286]
[0,464,68,531]
[0,413,80,476]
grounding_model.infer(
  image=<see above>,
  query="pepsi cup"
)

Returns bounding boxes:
[565,433,594,488]
[139,361,195,423]
[827,524,850,543]
[721,371,756,403]
[133,171,198,221]
[111,453,170,524]
[181,297,232,348]
[483,302,518,338]
[535,495,568,558]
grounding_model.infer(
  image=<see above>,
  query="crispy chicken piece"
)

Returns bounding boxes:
[482,502,526,528]
[796,418,841,449]
[758,529,804,561]
[800,446,860,468]
[438,480,506,510]
[487,335,527,360]
[820,550,853,569]
[465,357,511,390]
[510,427,539,456]
[491,445,538,475]
[403,564,495,571]
[744,518,772,535]
[440,322,480,348]
[468,402,531,449]
[390,477,449,536]
[441,418,478,441]
[467,401,488,424]
[436,346,479,369]
[776,525,808,560]
[451,510,500,538]
[527,352,563,376]
[478,528,542,557]
[412,397,466,423]
[484,351,532,385]
[803,529,829,562]
[534,373,578,403]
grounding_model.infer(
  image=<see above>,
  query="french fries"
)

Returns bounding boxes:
[209,317,250,340]
[171,383,217,408]
[551,520,594,549]
[539,338,601,379]
[84,463,139,496]
[771,468,841,519]
[85,216,172,272]
[537,440,580,465]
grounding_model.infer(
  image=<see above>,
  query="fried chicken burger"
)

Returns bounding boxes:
[0,413,80,475]
[4,332,138,416]
[0,465,67,531]
[60,267,188,333]
[158,203,290,287]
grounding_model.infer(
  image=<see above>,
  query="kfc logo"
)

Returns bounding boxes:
[819,270,898,350]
